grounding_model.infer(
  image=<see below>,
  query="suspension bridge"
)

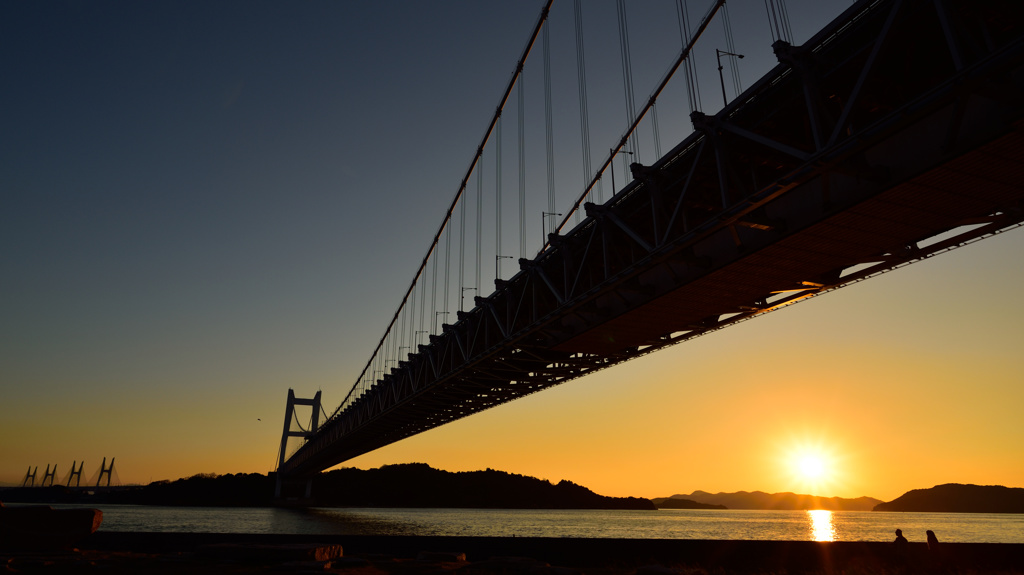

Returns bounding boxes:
[276,0,1024,484]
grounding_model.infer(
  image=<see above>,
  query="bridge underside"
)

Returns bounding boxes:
[563,128,1024,354]
[281,0,1024,477]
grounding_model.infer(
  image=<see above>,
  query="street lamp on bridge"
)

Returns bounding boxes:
[716,48,744,108]
[541,212,561,247]
[461,287,476,312]
[609,148,633,194]
[496,254,513,281]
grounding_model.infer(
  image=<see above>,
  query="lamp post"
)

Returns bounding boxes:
[460,287,476,312]
[609,148,633,193]
[542,211,561,246]
[496,254,513,280]
[716,48,744,107]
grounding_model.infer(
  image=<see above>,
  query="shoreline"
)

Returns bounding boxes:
[6,532,1016,573]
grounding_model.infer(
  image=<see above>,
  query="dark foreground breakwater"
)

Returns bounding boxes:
[80,533,1024,572]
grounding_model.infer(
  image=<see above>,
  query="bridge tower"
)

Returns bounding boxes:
[41,464,57,487]
[67,460,84,487]
[21,466,37,487]
[275,389,322,499]
[96,457,115,487]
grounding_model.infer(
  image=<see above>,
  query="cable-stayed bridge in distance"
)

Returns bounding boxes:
[277,0,1024,483]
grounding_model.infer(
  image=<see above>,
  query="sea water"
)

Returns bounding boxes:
[40,504,1024,543]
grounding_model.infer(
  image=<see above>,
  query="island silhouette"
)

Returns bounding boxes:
[873,484,1024,513]
[654,490,882,511]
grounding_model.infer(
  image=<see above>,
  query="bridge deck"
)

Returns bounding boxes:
[280,0,1024,477]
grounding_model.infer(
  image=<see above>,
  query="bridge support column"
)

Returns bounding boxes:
[42,464,57,487]
[274,389,321,500]
[67,460,84,487]
[22,466,37,487]
[97,457,115,487]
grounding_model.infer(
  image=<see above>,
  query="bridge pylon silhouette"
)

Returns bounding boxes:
[41,464,57,487]
[21,466,37,487]
[96,457,116,487]
[67,460,85,487]
[274,389,322,499]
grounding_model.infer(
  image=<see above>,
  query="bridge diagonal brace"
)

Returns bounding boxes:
[719,122,812,161]
[664,139,706,245]
[450,327,468,362]
[567,225,598,300]
[691,112,745,208]
[932,0,964,71]
[480,298,509,339]
[520,259,565,305]
[585,202,654,253]
[827,0,904,148]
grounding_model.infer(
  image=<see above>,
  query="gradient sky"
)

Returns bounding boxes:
[2,1,1021,503]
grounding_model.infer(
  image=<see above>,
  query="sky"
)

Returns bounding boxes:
[2,0,1022,503]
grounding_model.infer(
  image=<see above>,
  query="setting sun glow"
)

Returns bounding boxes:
[781,438,842,495]
[798,454,826,480]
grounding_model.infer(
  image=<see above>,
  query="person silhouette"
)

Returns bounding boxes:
[924,530,943,567]
[893,528,909,562]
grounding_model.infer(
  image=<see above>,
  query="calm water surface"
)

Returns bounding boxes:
[44,505,1024,543]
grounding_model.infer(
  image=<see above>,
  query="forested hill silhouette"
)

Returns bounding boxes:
[663,490,881,510]
[312,464,655,509]
[874,484,1024,513]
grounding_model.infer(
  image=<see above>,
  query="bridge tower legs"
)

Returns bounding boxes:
[41,464,57,487]
[22,466,37,487]
[275,389,322,499]
[67,460,84,487]
[96,457,115,487]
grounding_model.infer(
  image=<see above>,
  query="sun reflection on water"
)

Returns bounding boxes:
[808,509,836,541]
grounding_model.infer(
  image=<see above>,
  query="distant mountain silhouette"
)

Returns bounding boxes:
[650,497,727,510]
[874,484,1024,513]
[664,490,881,511]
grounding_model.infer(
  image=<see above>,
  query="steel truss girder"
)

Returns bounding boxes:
[281,0,1024,477]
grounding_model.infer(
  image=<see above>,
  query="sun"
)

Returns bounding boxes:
[783,440,841,495]
[768,428,854,497]
[797,454,826,480]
